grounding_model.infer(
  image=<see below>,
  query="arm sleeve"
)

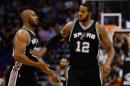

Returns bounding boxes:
[45,33,63,51]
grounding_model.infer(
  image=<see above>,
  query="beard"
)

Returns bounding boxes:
[31,23,38,28]
[79,15,89,22]
[60,66,67,69]
[28,18,39,29]
[29,21,39,29]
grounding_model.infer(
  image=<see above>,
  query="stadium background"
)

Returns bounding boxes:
[0,0,130,86]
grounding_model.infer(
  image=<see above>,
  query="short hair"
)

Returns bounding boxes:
[81,2,93,12]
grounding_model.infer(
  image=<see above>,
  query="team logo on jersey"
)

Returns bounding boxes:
[73,32,95,40]
[31,47,41,58]
[31,38,38,44]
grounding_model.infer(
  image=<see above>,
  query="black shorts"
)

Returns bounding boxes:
[67,67,101,86]
[5,67,38,86]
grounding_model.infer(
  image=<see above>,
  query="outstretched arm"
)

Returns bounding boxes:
[46,22,74,51]
[31,22,74,57]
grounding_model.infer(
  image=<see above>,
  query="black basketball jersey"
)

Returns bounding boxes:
[12,27,41,75]
[69,20,100,69]
[6,27,40,86]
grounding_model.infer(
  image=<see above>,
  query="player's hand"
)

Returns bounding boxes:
[36,59,61,85]
[30,47,47,58]
[101,64,111,76]
[49,73,61,85]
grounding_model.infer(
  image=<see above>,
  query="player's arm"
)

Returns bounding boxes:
[61,22,74,39]
[13,30,40,67]
[13,30,58,77]
[31,22,74,58]
[46,22,74,51]
[97,24,115,65]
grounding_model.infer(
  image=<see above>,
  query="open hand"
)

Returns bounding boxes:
[49,73,61,85]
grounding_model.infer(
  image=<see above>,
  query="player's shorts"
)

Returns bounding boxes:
[5,66,38,86]
[67,66,101,86]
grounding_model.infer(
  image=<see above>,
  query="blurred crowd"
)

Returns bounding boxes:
[0,0,130,86]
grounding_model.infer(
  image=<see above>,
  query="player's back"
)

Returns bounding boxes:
[69,20,100,70]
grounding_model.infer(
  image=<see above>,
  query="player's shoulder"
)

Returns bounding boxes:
[65,19,77,28]
[16,27,29,39]
[96,22,107,35]
[66,21,74,27]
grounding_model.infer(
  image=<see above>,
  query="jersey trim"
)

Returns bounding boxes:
[23,26,35,36]
[79,20,94,30]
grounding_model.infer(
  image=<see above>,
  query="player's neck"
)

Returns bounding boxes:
[82,19,92,27]
[23,23,34,32]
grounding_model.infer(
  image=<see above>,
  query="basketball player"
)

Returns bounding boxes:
[31,2,115,86]
[5,9,61,86]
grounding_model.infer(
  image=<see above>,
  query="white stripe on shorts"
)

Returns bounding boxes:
[8,61,22,86]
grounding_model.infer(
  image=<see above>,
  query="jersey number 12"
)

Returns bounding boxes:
[76,41,90,53]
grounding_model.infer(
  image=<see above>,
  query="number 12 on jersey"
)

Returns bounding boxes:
[75,41,90,53]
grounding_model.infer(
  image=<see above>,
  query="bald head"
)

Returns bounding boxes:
[20,9,38,26]
[21,9,34,22]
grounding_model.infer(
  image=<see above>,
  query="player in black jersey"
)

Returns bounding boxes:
[5,9,61,86]
[31,2,115,86]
